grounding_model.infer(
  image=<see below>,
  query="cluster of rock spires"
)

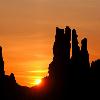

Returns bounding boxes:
[0,26,100,100]
[47,27,91,98]
[44,26,100,99]
[49,27,90,81]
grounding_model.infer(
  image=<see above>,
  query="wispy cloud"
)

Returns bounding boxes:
[16,75,43,79]
[27,69,48,73]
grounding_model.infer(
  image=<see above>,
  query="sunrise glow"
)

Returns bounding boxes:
[35,79,42,85]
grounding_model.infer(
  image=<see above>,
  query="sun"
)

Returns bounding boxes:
[35,79,42,85]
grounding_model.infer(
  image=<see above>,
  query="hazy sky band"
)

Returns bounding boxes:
[0,0,100,86]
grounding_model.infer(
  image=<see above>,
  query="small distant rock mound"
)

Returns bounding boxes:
[0,46,32,100]
[0,46,16,99]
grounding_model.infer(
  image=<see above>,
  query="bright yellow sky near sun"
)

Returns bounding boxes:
[0,0,100,87]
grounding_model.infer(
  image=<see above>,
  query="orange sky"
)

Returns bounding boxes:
[0,0,100,87]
